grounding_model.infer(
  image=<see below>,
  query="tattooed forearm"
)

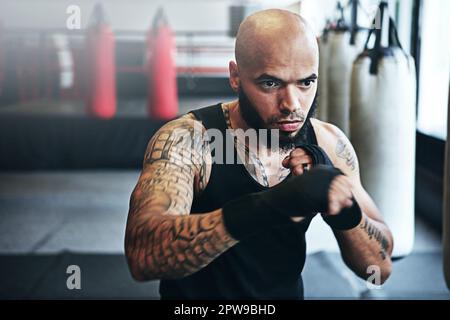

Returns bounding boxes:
[125,210,237,280]
[360,217,390,260]
[335,135,357,171]
[125,115,236,280]
[333,214,393,283]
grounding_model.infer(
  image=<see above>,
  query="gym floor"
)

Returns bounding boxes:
[0,170,448,300]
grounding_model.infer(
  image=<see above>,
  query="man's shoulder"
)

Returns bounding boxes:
[144,112,213,194]
[310,118,359,176]
[310,118,346,144]
[155,113,207,134]
[144,113,209,164]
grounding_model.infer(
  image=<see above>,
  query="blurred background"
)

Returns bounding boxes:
[0,0,449,299]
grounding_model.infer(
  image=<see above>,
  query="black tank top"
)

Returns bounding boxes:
[159,103,319,300]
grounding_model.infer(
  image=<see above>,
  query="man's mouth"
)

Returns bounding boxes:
[275,120,303,132]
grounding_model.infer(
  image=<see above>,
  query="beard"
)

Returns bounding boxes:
[238,87,318,151]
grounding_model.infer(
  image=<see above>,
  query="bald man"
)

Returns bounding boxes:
[124,9,393,299]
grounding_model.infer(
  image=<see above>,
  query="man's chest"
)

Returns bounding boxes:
[234,137,292,188]
[232,130,337,188]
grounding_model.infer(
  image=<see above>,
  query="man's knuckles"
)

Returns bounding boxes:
[292,166,305,176]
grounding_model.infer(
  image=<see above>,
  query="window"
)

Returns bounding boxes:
[416,0,450,140]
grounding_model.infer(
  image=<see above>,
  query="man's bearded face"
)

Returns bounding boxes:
[238,86,318,149]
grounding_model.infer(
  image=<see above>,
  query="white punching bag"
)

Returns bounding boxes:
[318,29,330,122]
[326,1,366,136]
[444,86,450,290]
[350,2,416,258]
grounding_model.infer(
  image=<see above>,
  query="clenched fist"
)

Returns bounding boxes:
[327,175,354,215]
[281,146,355,220]
[282,148,313,176]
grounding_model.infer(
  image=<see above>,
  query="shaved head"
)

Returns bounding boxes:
[235,9,318,72]
[228,9,320,148]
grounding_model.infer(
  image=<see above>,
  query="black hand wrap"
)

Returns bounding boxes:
[295,144,362,230]
[295,143,334,167]
[322,198,363,230]
[222,165,343,240]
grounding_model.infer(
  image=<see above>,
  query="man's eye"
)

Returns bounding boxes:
[260,80,279,89]
[299,79,315,88]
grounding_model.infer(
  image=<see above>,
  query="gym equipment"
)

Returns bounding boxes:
[147,8,178,120]
[325,0,366,136]
[317,22,330,122]
[85,4,116,119]
[350,1,416,258]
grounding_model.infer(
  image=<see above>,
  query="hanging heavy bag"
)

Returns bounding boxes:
[85,4,116,119]
[350,1,416,258]
[326,0,366,136]
[147,8,178,120]
[318,24,330,122]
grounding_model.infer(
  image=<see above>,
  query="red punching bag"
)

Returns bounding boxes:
[147,8,178,120]
[85,4,116,118]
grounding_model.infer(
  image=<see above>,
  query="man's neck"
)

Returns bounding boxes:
[226,100,250,131]
[221,101,292,187]
[223,100,291,157]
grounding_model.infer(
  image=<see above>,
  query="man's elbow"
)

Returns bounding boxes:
[349,257,393,285]
[128,264,150,282]
[125,249,158,282]
[361,259,393,285]
[379,259,393,285]
[125,252,192,282]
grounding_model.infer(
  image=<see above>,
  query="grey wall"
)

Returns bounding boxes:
[0,0,231,31]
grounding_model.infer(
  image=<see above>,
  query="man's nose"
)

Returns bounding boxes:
[279,85,301,115]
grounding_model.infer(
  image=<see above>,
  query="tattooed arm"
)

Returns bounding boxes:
[314,121,394,284]
[124,114,238,281]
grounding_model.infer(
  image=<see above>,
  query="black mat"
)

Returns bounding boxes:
[0,114,166,170]
[1,251,448,300]
[0,252,160,299]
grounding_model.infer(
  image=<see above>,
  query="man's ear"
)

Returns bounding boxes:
[229,61,240,92]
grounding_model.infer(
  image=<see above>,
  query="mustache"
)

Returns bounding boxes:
[268,111,307,124]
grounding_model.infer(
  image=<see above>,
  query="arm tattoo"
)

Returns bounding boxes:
[125,211,236,279]
[144,115,209,195]
[360,217,390,260]
[335,134,357,171]
[125,116,237,280]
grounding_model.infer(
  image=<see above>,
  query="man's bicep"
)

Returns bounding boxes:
[130,117,206,218]
[332,128,386,224]
[131,161,195,218]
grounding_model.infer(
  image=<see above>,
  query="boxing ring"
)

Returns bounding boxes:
[0,19,235,170]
